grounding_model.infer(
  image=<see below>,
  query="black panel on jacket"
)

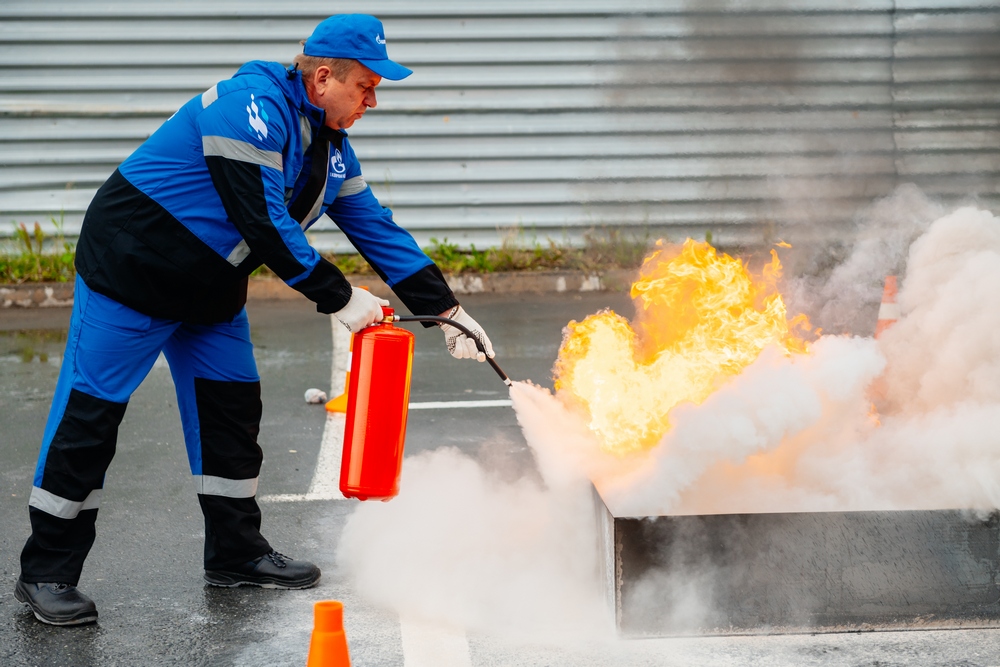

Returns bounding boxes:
[287,126,342,224]
[204,156,310,281]
[391,264,460,322]
[75,170,249,324]
[293,260,354,314]
[204,155,354,313]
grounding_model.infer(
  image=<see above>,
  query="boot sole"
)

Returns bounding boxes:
[14,583,98,626]
[203,570,321,590]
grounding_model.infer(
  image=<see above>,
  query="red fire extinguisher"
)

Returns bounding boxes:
[339,306,511,501]
[340,306,414,501]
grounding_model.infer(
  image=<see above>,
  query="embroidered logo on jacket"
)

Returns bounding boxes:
[246,94,269,141]
[330,149,347,177]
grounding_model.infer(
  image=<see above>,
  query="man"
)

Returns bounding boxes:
[15,14,495,626]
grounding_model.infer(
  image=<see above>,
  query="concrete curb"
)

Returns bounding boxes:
[1,282,74,308]
[0,269,636,308]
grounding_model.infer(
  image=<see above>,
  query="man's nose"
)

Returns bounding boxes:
[365,89,377,109]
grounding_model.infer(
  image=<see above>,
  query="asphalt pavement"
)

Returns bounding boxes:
[3,292,1000,666]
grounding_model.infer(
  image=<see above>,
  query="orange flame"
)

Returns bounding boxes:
[554,239,812,455]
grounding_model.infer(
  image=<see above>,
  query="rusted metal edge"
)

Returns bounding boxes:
[591,484,1000,637]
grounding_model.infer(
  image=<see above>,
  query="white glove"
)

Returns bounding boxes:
[334,287,390,333]
[439,306,495,362]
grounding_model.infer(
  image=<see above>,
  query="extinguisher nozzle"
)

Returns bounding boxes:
[486,356,513,386]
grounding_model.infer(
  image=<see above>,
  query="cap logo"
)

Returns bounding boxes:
[374,34,386,45]
[246,94,269,141]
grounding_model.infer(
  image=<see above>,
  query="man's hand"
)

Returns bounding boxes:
[439,306,495,362]
[334,287,390,333]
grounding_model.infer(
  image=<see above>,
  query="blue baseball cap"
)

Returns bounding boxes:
[303,15,412,81]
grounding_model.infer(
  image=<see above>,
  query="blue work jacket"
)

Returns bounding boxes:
[76,60,455,324]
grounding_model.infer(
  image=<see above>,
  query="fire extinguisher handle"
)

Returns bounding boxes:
[395,315,513,386]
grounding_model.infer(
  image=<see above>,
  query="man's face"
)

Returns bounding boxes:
[308,63,381,130]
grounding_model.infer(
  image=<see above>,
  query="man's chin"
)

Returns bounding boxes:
[327,113,364,130]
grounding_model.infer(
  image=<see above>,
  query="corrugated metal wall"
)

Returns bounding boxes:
[1,0,997,251]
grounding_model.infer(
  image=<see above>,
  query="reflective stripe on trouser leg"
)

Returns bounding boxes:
[163,311,270,570]
[21,277,176,584]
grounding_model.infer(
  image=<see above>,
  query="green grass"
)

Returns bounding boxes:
[425,229,652,274]
[5,223,652,283]
[256,229,653,278]
[0,218,76,284]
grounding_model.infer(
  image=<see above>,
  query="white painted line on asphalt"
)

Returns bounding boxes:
[260,411,346,503]
[400,618,471,667]
[260,316,350,504]
[306,409,345,498]
[409,399,512,410]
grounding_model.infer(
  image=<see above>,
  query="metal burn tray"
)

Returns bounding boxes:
[593,487,1000,636]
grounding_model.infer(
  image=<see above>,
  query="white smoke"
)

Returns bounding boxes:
[882,205,1000,413]
[785,184,944,335]
[335,434,609,641]
[336,195,1000,637]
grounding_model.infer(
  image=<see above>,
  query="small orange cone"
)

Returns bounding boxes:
[325,333,353,413]
[875,275,899,338]
[307,600,351,666]
[869,276,899,411]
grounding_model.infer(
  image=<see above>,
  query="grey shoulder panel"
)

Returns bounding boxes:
[202,135,282,170]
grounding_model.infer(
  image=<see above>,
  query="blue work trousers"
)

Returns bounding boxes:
[20,276,271,584]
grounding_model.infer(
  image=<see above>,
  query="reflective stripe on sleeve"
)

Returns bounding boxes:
[301,182,327,229]
[29,486,102,520]
[300,115,312,152]
[202,136,282,170]
[336,176,368,198]
[226,240,252,267]
[194,475,259,498]
[202,83,219,108]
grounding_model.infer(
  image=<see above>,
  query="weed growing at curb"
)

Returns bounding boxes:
[423,229,653,274]
[1,216,76,284]
[253,228,654,279]
[4,224,653,283]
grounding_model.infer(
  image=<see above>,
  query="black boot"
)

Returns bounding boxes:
[15,579,98,626]
[204,550,321,589]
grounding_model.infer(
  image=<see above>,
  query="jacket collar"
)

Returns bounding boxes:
[232,60,347,139]
[285,65,327,130]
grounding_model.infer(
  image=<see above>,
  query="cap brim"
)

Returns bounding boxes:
[357,58,412,81]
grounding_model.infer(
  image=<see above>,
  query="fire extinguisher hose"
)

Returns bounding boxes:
[392,315,513,387]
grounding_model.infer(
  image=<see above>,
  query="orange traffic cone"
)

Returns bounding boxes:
[325,332,353,413]
[307,600,351,666]
[869,275,899,412]
[875,275,899,338]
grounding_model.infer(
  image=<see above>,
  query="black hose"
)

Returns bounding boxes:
[395,315,512,386]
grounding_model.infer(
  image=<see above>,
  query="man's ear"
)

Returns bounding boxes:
[313,65,333,94]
